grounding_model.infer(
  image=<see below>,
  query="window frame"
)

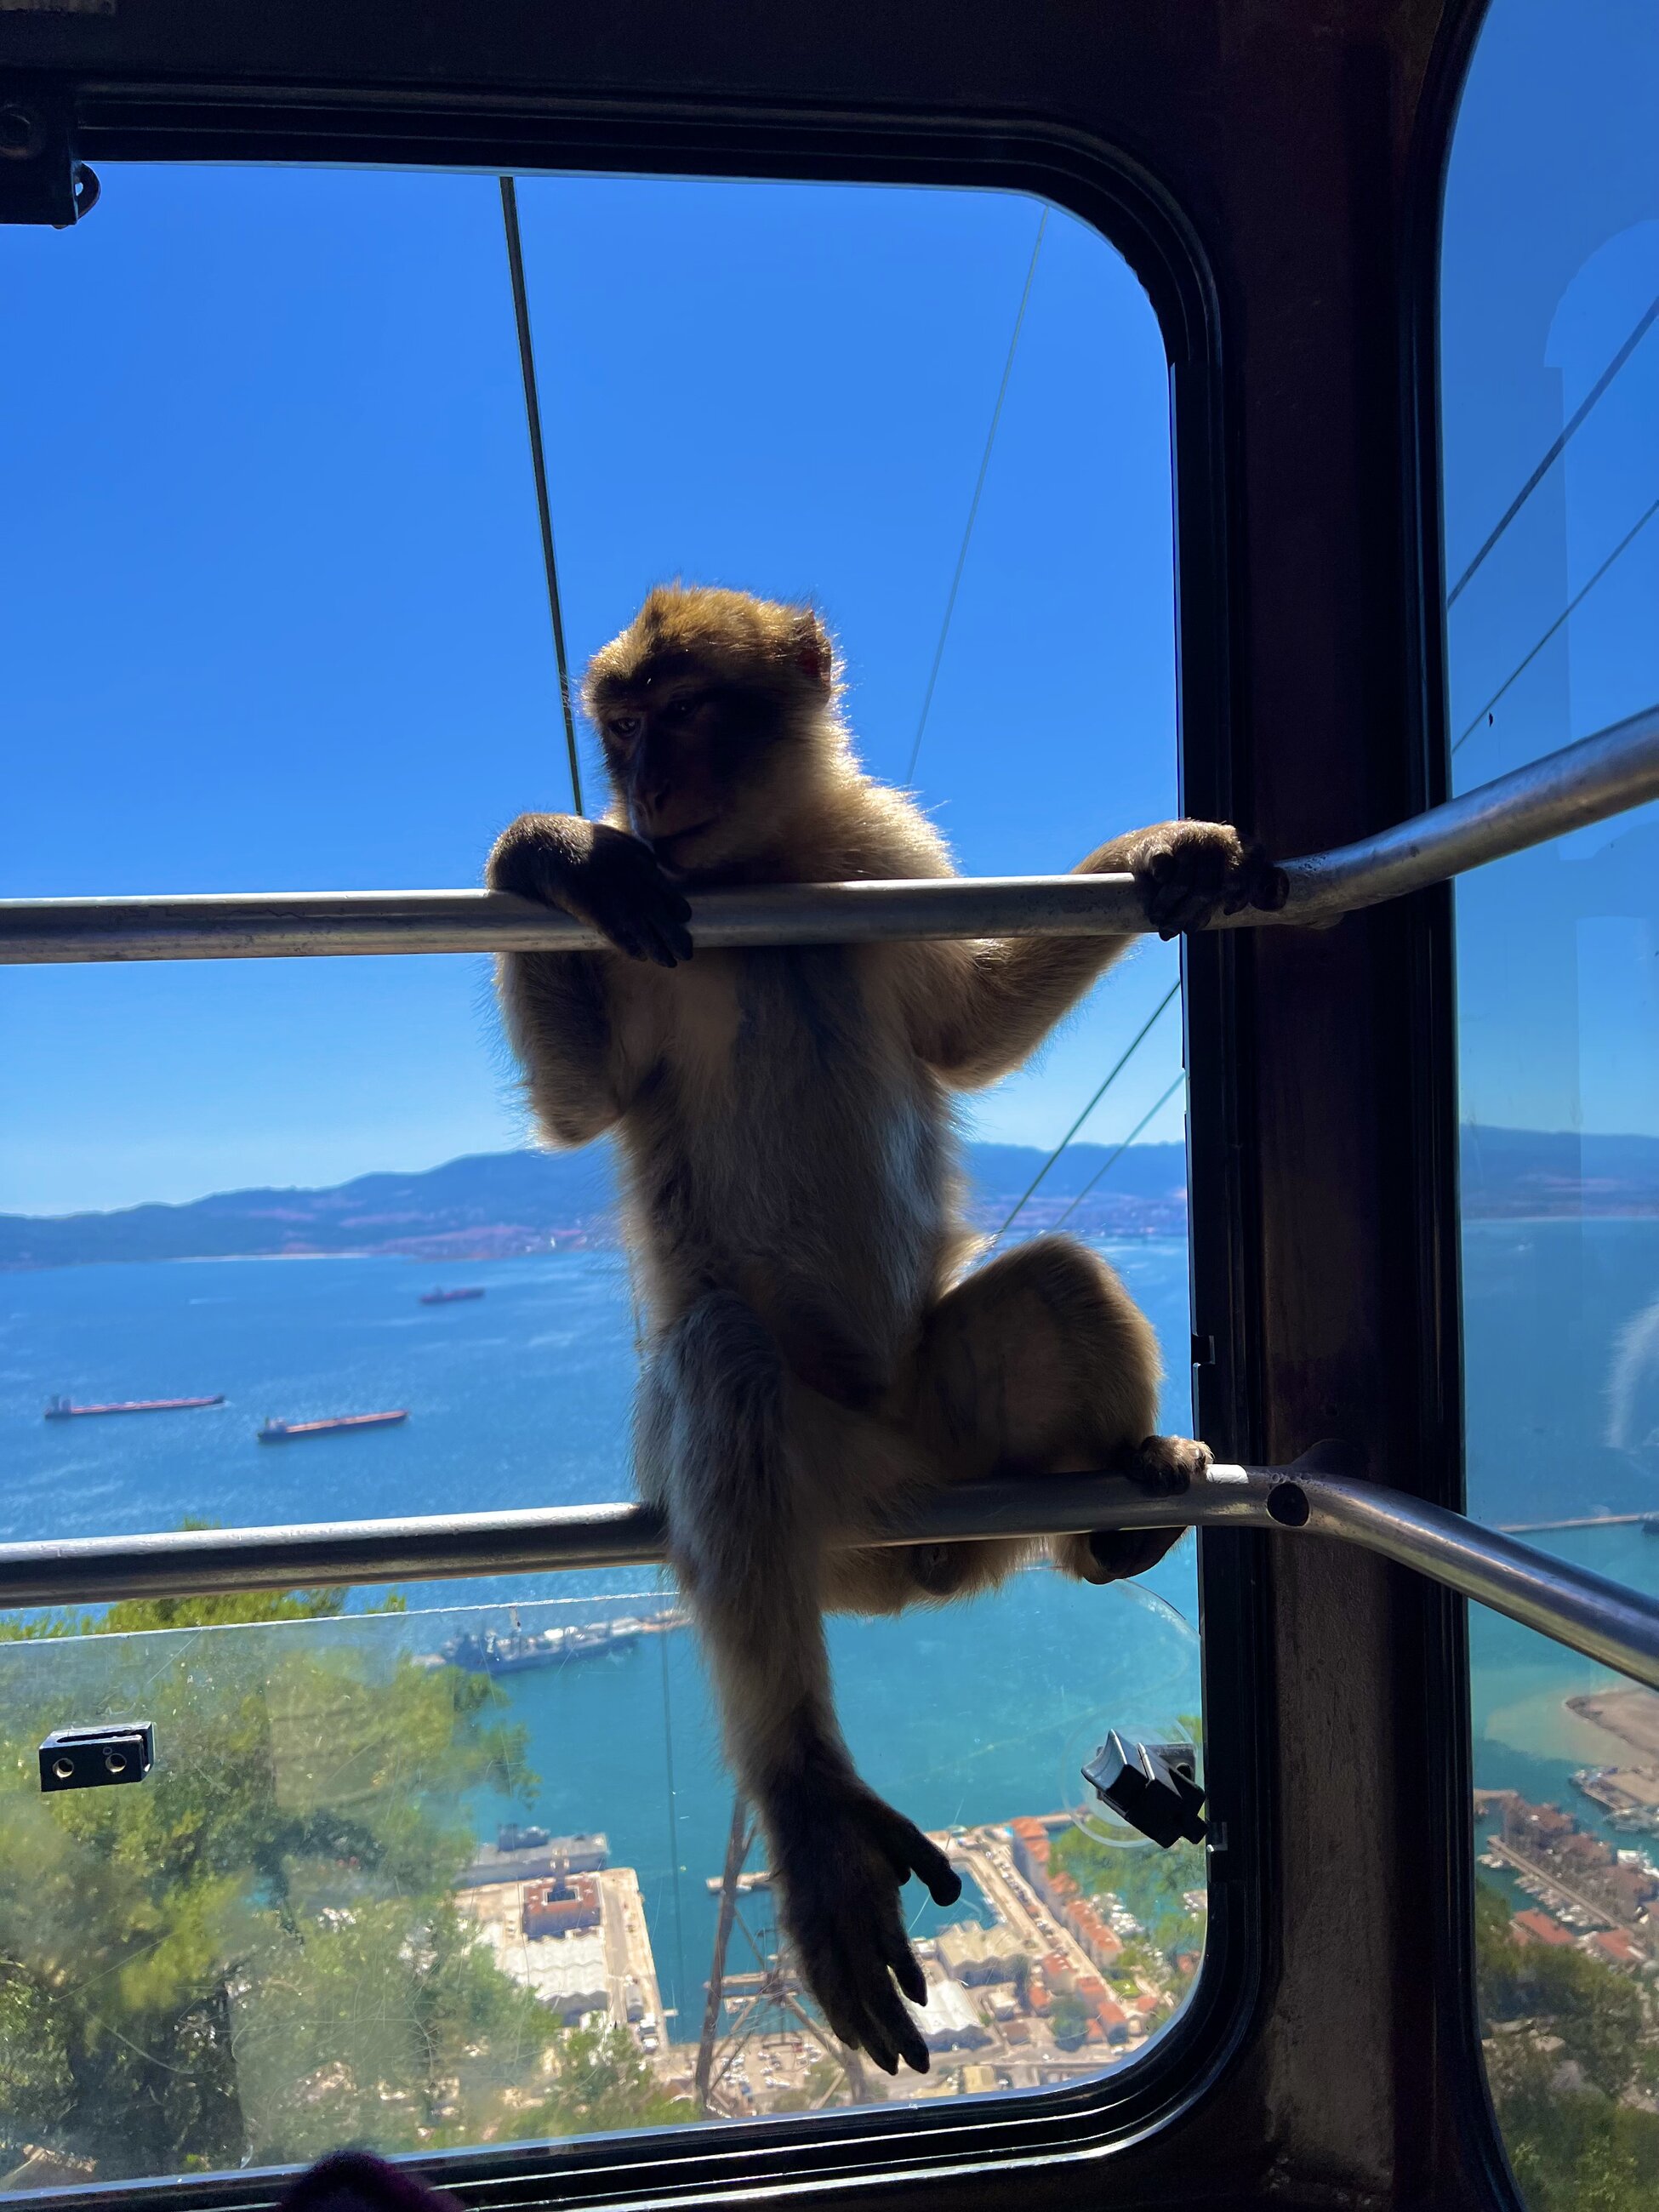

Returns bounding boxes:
[0,110,1266,2210]
[0,0,1521,2201]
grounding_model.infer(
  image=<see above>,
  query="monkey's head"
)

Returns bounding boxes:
[583,585,847,876]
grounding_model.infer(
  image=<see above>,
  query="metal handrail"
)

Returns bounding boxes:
[6,1462,1658,1693]
[3,704,1655,964]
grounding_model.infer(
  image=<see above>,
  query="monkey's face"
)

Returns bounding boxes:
[584,588,840,877]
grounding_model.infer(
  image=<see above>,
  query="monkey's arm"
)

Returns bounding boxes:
[909,820,1286,1086]
[487,813,691,1145]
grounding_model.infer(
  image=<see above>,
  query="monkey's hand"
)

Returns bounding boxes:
[487,812,694,968]
[1085,1433,1211,1582]
[1104,820,1288,942]
[769,1759,962,2075]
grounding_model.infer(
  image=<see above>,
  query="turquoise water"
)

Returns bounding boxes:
[0,1236,1203,2035]
[7,1217,1659,2029]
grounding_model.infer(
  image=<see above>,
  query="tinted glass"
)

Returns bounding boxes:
[1442,5,1659,2204]
[0,168,1202,2180]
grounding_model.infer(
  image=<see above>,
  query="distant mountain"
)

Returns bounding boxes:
[1,1127,1655,1270]
[1459,1126,1659,1218]
[0,1142,1185,1269]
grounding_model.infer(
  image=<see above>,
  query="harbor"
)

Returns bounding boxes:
[446,1807,1191,2117]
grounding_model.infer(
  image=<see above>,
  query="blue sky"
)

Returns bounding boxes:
[1442,0,1658,1141]
[1,0,1654,1213]
[2,174,1183,1211]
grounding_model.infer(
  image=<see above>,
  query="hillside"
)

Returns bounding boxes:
[0,1141,1185,1268]
[1,1127,1655,1269]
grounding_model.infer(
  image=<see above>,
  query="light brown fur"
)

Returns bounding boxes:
[487,584,1284,2073]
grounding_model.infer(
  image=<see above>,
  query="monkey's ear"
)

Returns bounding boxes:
[280,2152,459,2212]
[791,611,834,690]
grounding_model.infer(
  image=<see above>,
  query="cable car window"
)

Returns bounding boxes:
[0,168,1204,2181]
[1443,5,1659,2204]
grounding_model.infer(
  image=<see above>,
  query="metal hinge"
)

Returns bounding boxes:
[0,84,100,226]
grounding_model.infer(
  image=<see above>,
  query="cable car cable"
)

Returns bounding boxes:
[499,176,584,816]
[1046,1069,1186,1237]
[1447,293,1658,609]
[984,978,1178,1248]
[904,210,1046,786]
[1451,493,1659,755]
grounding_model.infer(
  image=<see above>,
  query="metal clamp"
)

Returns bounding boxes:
[0,84,100,228]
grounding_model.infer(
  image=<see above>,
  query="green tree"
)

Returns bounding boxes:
[1048,1995,1090,2050]
[1473,1878,1659,2212]
[522,2025,692,2136]
[0,1587,581,2181]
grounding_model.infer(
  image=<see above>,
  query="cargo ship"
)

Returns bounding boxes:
[437,1611,687,1673]
[44,1394,224,1421]
[257,1411,408,1442]
[419,1286,486,1305]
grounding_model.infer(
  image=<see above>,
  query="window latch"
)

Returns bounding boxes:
[0,85,100,227]
[1082,1731,1206,1849]
[40,1722,154,1792]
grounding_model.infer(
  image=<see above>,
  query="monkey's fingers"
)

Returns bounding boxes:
[1221,848,1291,917]
[806,1932,924,2075]
[1140,843,1232,940]
[867,1799,962,1907]
[882,1924,929,2008]
[605,857,695,967]
[587,891,692,968]
[856,1917,932,2075]
[1087,1525,1186,1581]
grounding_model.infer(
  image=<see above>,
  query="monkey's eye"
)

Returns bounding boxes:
[661,695,700,725]
[609,714,643,744]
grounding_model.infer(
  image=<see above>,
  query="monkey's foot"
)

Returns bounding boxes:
[769,1760,961,2076]
[1118,1431,1211,1496]
[907,1540,971,1597]
[1057,1434,1209,1585]
[1125,822,1288,940]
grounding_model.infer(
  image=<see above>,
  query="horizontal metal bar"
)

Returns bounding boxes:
[4,704,1654,964]
[0,1474,1267,1611]
[1294,1475,1659,1690]
[0,876,1150,965]
[6,1462,1659,1693]
[1284,699,1659,923]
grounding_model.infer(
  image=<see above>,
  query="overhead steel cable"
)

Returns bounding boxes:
[904,210,1047,786]
[500,176,584,816]
[1447,294,1659,609]
[1451,493,1659,756]
[1046,1070,1187,1238]
[984,978,1178,1249]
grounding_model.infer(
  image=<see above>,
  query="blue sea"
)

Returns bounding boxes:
[4,1218,1659,2032]
[0,1236,1205,2035]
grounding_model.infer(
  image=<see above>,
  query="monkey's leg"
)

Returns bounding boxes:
[639,1291,961,2075]
[907,1234,1206,1594]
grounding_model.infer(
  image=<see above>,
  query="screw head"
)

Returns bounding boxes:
[0,105,48,162]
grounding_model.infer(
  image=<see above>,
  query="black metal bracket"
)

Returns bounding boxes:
[0,83,100,226]
[40,1721,154,1791]
[1082,1732,1207,1849]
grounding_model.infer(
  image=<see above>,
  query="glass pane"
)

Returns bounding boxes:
[0,1575,1200,2184]
[1,162,1203,2176]
[1443,4,1659,2205]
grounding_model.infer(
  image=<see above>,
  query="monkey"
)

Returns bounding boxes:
[281,2153,455,2212]
[487,585,1285,2078]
